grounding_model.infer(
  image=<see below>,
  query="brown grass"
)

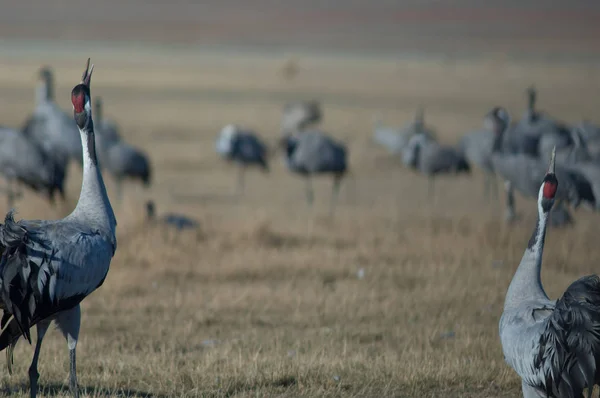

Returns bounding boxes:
[0,46,599,397]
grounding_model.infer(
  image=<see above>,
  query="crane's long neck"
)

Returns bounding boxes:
[70,119,116,233]
[35,77,54,104]
[504,203,549,309]
[527,91,537,122]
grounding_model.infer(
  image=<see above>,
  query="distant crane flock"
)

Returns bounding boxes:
[0,56,598,398]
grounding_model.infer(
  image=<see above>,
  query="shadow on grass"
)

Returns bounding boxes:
[3,383,164,398]
[170,192,240,205]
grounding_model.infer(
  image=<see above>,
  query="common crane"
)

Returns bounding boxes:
[0,126,64,207]
[215,124,269,195]
[458,127,498,202]
[146,200,199,231]
[281,100,322,135]
[505,86,572,157]
[499,147,600,397]
[0,59,117,398]
[372,107,436,155]
[94,96,152,201]
[402,133,470,199]
[280,130,347,215]
[21,66,83,187]
[485,107,594,226]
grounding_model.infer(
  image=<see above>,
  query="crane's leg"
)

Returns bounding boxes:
[29,320,51,398]
[329,174,342,216]
[236,165,245,197]
[57,305,81,398]
[491,172,499,203]
[504,180,516,222]
[6,337,19,375]
[305,176,314,207]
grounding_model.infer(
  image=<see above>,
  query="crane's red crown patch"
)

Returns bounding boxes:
[543,180,557,199]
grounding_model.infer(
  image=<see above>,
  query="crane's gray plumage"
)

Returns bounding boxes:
[216,124,269,195]
[372,107,437,155]
[402,133,470,198]
[0,59,116,398]
[281,130,347,214]
[21,66,83,177]
[573,121,600,160]
[499,149,600,397]
[504,86,572,157]
[0,126,64,206]
[94,96,151,201]
[486,107,594,225]
[458,127,498,201]
[281,100,322,135]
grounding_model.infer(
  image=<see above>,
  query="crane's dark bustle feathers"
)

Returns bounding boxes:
[0,211,89,348]
[533,275,600,397]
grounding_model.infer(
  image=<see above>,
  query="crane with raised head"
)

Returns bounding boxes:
[0,59,117,398]
[499,147,600,397]
[485,107,594,226]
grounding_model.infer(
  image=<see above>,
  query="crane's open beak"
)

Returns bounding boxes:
[81,58,94,86]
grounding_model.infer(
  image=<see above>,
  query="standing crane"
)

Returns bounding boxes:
[280,130,347,215]
[504,86,572,157]
[280,100,322,135]
[372,107,437,155]
[94,96,152,201]
[458,127,498,202]
[499,147,600,397]
[21,66,83,191]
[0,126,64,207]
[215,124,269,195]
[401,133,470,199]
[0,59,117,398]
[485,107,594,226]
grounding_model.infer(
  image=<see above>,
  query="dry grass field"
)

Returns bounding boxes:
[0,45,599,397]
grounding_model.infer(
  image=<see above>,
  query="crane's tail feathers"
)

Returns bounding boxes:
[0,313,22,352]
[0,210,27,250]
[6,340,15,375]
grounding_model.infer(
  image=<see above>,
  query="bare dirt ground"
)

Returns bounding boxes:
[0,2,599,397]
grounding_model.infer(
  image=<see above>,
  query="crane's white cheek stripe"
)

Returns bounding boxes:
[84,95,91,113]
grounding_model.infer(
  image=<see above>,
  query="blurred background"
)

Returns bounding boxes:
[0,1,600,397]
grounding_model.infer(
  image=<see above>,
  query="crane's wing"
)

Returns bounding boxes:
[0,211,114,347]
[535,275,600,397]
